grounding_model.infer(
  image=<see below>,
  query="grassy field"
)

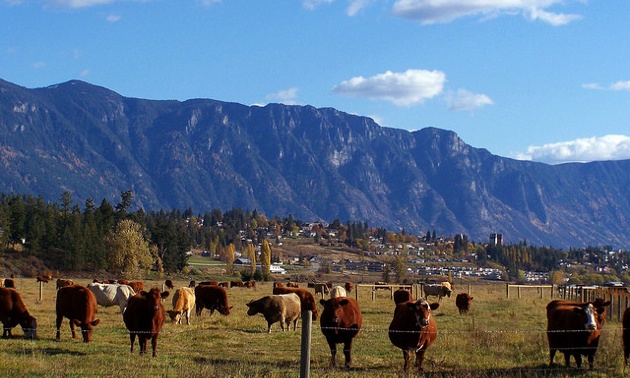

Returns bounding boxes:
[0,278,625,377]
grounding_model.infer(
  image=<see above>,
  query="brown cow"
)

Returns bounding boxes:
[455,293,473,315]
[623,307,630,366]
[313,283,329,298]
[218,282,229,288]
[287,282,299,288]
[243,281,256,288]
[198,281,218,286]
[344,282,353,293]
[319,297,362,368]
[546,299,611,369]
[3,278,15,288]
[55,285,101,342]
[246,293,301,333]
[389,298,439,373]
[167,287,196,325]
[273,287,319,320]
[164,279,175,289]
[194,285,231,316]
[393,289,413,305]
[37,275,51,283]
[273,282,284,289]
[123,288,170,357]
[188,280,196,288]
[230,280,244,288]
[117,279,131,285]
[0,287,37,339]
[56,278,74,290]
[127,281,144,293]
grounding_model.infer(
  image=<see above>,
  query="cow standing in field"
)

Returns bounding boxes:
[37,275,52,283]
[423,284,452,301]
[330,286,346,299]
[546,299,611,369]
[0,287,37,339]
[273,286,319,320]
[344,282,353,293]
[87,283,136,314]
[55,285,100,342]
[194,285,231,317]
[389,298,439,373]
[455,293,473,315]
[164,280,175,289]
[3,278,15,288]
[123,288,169,357]
[319,297,362,368]
[313,283,329,298]
[168,287,196,325]
[56,278,74,290]
[246,293,301,333]
[127,281,144,293]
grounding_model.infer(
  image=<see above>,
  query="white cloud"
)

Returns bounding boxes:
[106,14,121,22]
[347,0,373,16]
[80,69,90,77]
[512,135,630,164]
[446,88,493,111]
[583,80,630,92]
[46,0,115,8]
[332,69,446,106]
[303,0,334,10]
[32,61,46,68]
[265,87,300,105]
[391,0,582,26]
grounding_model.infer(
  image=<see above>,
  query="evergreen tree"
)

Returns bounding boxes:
[260,239,271,280]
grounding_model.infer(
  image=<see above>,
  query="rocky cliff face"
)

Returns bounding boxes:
[1,79,629,248]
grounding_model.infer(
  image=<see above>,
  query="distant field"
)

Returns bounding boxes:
[0,278,625,377]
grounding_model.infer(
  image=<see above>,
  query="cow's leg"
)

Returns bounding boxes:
[548,348,556,366]
[343,339,353,368]
[562,351,571,367]
[151,335,158,357]
[129,332,136,353]
[2,326,10,338]
[587,354,594,370]
[573,353,582,369]
[293,319,298,331]
[267,323,272,333]
[416,349,427,372]
[55,316,63,340]
[139,336,147,355]
[327,339,337,367]
[69,321,76,339]
[402,350,412,373]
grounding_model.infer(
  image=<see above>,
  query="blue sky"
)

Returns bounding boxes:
[2,0,630,164]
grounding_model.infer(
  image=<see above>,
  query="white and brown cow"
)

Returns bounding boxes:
[546,299,611,369]
[330,286,347,299]
[246,293,301,333]
[87,283,136,314]
[167,287,196,325]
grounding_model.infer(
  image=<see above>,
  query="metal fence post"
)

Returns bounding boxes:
[300,310,312,378]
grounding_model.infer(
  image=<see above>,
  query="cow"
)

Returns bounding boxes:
[167,287,196,325]
[87,283,136,314]
[455,293,473,315]
[37,275,51,283]
[123,288,169,357]
[273,282,284,289]
[3,278,15,289]
[330,286,347,299]
[194,285,231,317]
[117,279,131,286]
[423,284,452,301]
[314,283,329,298]
[287,282,300,288]
[127,281,144,293]
[273,287,319,320]
[546,299,611,369]
[389,298,439,373]
[164,279,175,289]
[319,297,362,368]
[344,282,353,293]
[244,281,256,288]
[0,287,37,339]
[246,293,301,333]
[56,278,74,290]
[624,307,630,366]
[198,281,218,286]
[0,279,3,287]
[218,282,229,288]
[393,289,413,305]
[55,285,101,342]
[188,280,196,288]
[230,280,244,288]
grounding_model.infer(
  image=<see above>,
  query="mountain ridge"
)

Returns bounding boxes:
[1,78,629,248]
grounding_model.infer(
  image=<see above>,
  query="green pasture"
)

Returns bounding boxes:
[0,279,625,377]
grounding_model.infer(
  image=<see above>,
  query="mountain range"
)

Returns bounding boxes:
[1,78,629,249]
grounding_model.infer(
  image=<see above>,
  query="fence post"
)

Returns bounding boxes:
[506,284,509,299]
[38,281,43,303]
[300,310,312,378]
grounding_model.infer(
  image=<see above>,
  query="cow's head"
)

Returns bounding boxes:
[167,310,183,324]
[20,314,37,339]
[576,300,611,330]
[320,298,350,333]
[245,300,259,316]
[141,288,169,311]
[72,318,101,342]
[410,299,439,329]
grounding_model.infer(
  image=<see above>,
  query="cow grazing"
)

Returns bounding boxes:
[389,298,439,373]
[0,287,37,339]
[546,299,611,369]
[3,278,15,289]
[168,287,196,325]
[313,283,329,298]
[198,281,218,286]
[393,289,413,305]
[287,282,300,288]
[87,283,136,314]
[37,275,51,283]
[194,285,231,317]
[273,287,319,320]
[56,278,74,290]
[624,307,630,366]
[423,284,452,301]
[330,286,347,299]
[117,279,131,286]
[218,282,229,288]
[55,285,100,342]
[188,280,196,288]
[319,297,362,368]
[230,280,244,288]
[246,293,301,333]
[455,293,473,315]
[127,281,144,293]
[244,281,256,288]
[123,288,170,357]
[164,279,175,290]
[273,282,284,289]
[344,282,353,293]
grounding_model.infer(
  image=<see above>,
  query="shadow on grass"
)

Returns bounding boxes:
[420,364,616,377]
[37,348,88,357]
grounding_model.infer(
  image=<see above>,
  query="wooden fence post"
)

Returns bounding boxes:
[300,310,312,378]
[38,281,43,303]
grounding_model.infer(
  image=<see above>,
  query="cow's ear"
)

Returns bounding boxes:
[339,299,349,306]
[161,291,170,299]
[430,303,440,311]
[470,297,474,301]
[91,319,100,326]
[320,299,327,306]
[246,301,252,307]
[71,319,82,326]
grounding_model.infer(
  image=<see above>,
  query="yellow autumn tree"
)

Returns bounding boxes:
[105,219,152,279]
[260,239,271,278]
[226,243,235,275]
